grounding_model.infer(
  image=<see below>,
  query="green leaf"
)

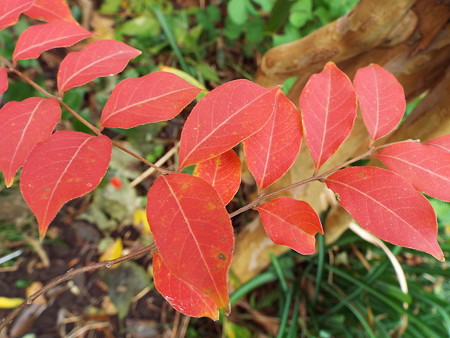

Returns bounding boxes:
[228,0,249,25]
[224,17,244,40]
[197,63,220,83]
[245,17,264,43]
[223,317,251,338]
[99,0,121,14]
[289,0,313,28]
[273,24,302,46]
[118,16,160,37]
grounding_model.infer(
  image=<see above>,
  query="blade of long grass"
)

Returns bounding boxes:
[287,290,301,338]
[327,264,442,337]
[322,283,377,338]
[312,233,325,304]
[151,5,192,75]
[270,252,288,294]
[277,287,294,338]
[413,294,450,335]
[230,271,277,305]
[326,247,403,315]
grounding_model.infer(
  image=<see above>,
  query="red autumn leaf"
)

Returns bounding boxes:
[20,131,112,238]
[0,0,34,30]
[243,91,302,190]
[153,252,219,320]
[178,80,279,168]
[100,72,202,129]
[0,98,61,187]
[193,150,241,205]
[24,0,77,23]
[257,197,323,255]
[13,21,92,63]
[146,173,234,314]
[326,166,444,261]
[299,62,357,170]
[354,64,405,141]
[0,67,7,95]
[57,40,141,94]
[426,134,450,153]
[376,142,450,202]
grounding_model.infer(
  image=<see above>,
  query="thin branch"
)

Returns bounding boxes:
[229,140,417,218]
[131,143,179,187]
[58,99,102,136]
[112,140,175,175]
[0,243,156,331]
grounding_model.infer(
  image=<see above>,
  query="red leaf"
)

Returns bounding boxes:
[243,91,302,190]
[146,173,234,313]
[100,72,202,129]
[426,134,450,153]
[257,197,323,255]
[13,21,92,63]
[0,67,8,95]
[354,64,405,141]
[326,166,443,260]
[193,150,241,205]
[0,0,34,30]
[153,252,219,320]
[20,131,112,238]
[376,142,450,202]
[24,0,76,23]
[0,98,61,187]
[178,80,279,168]
[299,62,357,169]
[57,40,141,94]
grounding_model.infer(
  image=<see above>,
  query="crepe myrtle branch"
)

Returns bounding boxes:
[0,138,418,330]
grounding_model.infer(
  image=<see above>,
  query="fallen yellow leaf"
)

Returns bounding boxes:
[133,209,151,234]
[0,297,24,309]
[99,238,123,264]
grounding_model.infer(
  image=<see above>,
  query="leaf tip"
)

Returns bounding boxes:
[38,226,48,241]
[4,176,14,188]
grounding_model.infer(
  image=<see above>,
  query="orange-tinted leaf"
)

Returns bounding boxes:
[193,150,241,205]
[100,72,202,129]
[326,166,443,260]
[0,68,7,95]
[146,173,234,313]
[24,0,76,23]
[153,252,219,320]
[57,40,141,94]
[0,98,61,187]
[243,91,302,190]
[426,134,450,153]
[354,64,405,141]
[257,197,323,255]
[0,0,34,30]
[179,80,279,168]
[13,21,92,62]
[20,131,112,238]
[299,62,357,169]
[376,142,450,202]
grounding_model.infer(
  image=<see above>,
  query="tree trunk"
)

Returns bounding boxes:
[231,0,450,286]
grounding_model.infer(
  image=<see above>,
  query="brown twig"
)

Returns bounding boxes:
[0,243,156,331]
